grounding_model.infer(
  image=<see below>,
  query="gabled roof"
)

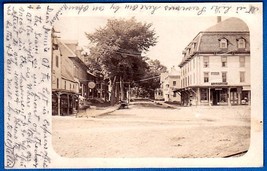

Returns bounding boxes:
[61,66,77,83]
[59,40,76,57]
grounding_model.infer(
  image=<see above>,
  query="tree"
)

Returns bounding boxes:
[86,17,158,105]
[136,59,167,99]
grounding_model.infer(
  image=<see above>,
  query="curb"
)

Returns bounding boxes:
[153,101,179,109]
[92,105,121,117]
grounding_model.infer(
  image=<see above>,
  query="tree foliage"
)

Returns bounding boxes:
[86,17,158,82]
[135,59,168,98]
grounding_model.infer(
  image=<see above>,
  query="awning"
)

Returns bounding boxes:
[242,85,251,91]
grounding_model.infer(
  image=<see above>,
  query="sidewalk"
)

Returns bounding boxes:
[152,100,180,109]
[76,105,121,118]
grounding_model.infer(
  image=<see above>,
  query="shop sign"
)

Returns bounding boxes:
[211,72,220,75]
[211,82,228,85]
[88,81,96,89]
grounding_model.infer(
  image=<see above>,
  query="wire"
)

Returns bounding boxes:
[133,75,160,82]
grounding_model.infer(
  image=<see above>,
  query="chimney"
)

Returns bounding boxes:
[217,16,222,23]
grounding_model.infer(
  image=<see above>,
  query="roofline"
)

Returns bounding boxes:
[178,51,250,67]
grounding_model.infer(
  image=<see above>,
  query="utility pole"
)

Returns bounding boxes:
[120,77,124,100]
[128,83,131,103]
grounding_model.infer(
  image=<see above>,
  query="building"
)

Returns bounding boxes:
[177,17,250,106]
[154,88,164,100]
[52,39,97,115]
[160,69,181,102]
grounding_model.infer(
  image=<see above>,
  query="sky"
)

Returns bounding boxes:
[54,15,221,70]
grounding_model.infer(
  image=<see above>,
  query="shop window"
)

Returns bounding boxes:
[237,38,246,49]
[219,38,228,49]
[239,56,245,67]
[204,72,209,83]
[221,56,227,67]
[222,72,227,82]
[220,89,228,103]
[203,56,209,68]
[200,89,208,101]
[240,72,245,82]
[241,91,249,104]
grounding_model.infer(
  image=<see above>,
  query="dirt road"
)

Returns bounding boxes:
[52,101,250,158]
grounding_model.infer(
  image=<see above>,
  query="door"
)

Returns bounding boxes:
[230,91,238,105]
[212,90,219,105]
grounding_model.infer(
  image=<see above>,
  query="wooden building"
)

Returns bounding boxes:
[177,17,250,106]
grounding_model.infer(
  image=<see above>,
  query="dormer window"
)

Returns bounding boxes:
[237,38,246,49]
[219,38,228,49]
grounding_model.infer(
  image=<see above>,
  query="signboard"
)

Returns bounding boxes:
[88,81,96,89]
[211,82,228,85]
[210,72,222,83]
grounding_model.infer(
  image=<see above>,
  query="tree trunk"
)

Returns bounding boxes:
[110,76,117,106]
[120,77,125,100]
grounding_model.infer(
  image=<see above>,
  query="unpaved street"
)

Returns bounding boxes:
[52,101,250,158]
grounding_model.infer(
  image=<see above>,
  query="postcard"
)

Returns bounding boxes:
[4,2,263,168]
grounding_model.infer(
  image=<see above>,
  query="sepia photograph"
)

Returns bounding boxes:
[4,3,263,168]
[51,15,251,158]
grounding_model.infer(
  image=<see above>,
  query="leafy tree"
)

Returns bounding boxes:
[135,59,167,99]
[86,17,157,105]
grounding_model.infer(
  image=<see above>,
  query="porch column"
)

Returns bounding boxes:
[67,94,70,115]
[228,88,231,106]
[248,91,251,105]
[237,88,241,105]
[208,88,211,106]
[197,87,200,106]
[57,93,61,116]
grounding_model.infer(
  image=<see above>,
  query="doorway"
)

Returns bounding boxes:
[212,90,220,105]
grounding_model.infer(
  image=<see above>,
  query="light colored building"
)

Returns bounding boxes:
[52,39,97,115]
[160,69,181,102]
[177,17,250,106]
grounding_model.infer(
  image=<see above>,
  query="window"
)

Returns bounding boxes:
[200,88,208,101]
[220,89,228,103]
[64,81,66,89]
[203,56,209,68]
[220,38,228,48]
[237,38,246,49]
[221,56,227,67]
[173,92,176,97]
[173,81,176,86]
[187,76,190,85]
[55,55,59,67]
[222,72,227,82]
[57,78,59,89]
[240,72,245,82]
[240,56,245,67]
[204,72,209,83]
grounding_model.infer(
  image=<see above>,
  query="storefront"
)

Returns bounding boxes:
[52,90,79,116]
[176,85,250,106]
